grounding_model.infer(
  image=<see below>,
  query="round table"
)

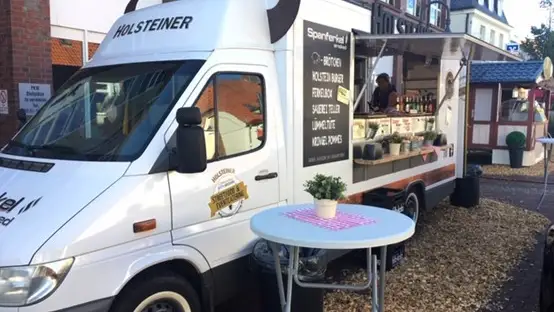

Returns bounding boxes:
[536,137,554,210]
[250,203,415,312]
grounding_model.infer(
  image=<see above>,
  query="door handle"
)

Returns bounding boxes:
[255,172,278,181]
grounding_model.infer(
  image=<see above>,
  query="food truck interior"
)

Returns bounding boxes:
[351,34,453,184]
[349,33,521,184]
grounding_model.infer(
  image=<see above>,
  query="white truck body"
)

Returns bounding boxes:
[0,0,519,311]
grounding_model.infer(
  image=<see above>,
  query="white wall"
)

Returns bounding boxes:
[50,0,163,42]
[450,9,512,50]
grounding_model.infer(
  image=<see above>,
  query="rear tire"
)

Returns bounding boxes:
[403,188,422,229]
[110,271,202,312]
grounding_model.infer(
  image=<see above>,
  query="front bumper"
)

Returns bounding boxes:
[0,298,113,312]
[54,298,113,312]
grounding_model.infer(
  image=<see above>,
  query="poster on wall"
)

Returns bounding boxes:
[18,83,51,116]
[303,20,351,167]
[0,90,8,115]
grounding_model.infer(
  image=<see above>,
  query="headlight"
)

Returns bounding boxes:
[0,258,73,307]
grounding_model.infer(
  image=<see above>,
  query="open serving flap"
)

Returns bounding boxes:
[354,32,522,62]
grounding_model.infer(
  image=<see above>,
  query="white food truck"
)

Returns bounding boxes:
[0,0,519,311]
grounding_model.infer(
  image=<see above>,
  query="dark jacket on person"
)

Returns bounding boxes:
[372,84,397,111]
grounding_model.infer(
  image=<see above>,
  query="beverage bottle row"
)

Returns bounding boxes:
[395,94,436,114]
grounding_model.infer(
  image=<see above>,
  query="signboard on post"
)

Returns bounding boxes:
[0,90,8,115]
[18,83,51,116]
[506,43,520,54]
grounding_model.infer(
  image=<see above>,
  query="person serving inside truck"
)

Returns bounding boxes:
[371,73,398,112]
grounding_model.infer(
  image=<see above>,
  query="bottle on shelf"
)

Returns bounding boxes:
[396,96,400,111]
[428,95,435,113]
[404,96,410,113]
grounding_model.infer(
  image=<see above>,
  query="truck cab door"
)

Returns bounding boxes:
[166,64,281,267]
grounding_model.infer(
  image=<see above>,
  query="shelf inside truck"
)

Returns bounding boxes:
[354,145,453,165]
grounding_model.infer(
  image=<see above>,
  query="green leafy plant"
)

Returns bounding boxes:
[506,131,526,148]
[424,131,438,141]
[304,174,347,201]
[390,132,403,144]
[368,122,380,130]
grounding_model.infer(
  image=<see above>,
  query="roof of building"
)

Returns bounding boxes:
[450,0,509,25]
[470,61,544,84]
[52,38,100,67]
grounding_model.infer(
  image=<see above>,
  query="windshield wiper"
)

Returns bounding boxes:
[7,140,88,160]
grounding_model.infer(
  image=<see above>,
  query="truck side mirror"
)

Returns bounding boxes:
[175,107,207,174]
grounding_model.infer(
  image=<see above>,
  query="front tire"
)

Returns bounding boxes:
[110,271,201,312]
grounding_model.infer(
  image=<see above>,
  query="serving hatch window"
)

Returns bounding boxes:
[4,60,205,161]
[499,99,546,122]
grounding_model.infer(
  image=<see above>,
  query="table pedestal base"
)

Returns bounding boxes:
[269,243,387,312]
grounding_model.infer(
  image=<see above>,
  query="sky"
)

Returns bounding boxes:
[503,0,549,40]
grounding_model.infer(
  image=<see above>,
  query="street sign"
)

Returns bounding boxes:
[0,90,8,115]
[506,43,520,54]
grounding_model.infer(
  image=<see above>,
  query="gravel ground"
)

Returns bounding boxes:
[482,161,551,178]
[476,178,554,312]
[218,180,553,312]
[323,199,549,312]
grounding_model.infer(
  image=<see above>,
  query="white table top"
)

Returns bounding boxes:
[250,204,415,249]
[537,137,554,144]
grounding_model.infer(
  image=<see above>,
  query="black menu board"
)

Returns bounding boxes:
[303,20,351,167]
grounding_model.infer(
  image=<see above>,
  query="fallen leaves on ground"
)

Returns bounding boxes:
[324,199,549,312]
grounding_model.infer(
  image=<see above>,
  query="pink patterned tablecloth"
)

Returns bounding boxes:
[282,207,377,231]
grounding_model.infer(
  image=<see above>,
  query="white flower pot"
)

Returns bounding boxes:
[314,199,338,219]
[389,143,401,156]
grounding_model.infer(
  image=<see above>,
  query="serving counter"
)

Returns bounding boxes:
[352,113,435,142]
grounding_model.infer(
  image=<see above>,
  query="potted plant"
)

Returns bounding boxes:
[410,136,422,151]
[367,122,380,139]
[426,118,435,131]
[423,131,437,146]
[401,138,411,154]
[505,131,526,168]
[304,174,347,219]
[389,132,403,156]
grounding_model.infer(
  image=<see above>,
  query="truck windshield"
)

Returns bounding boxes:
[3,60,204,161]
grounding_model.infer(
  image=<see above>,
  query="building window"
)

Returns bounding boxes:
[489,29,496,45]
[195,73,266,160]
[480,25,486,40]
[407,0,422,16]
[499,34,504,48]
[430,3,441,26]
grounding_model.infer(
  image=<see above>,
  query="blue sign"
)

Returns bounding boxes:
[506,43,520,53]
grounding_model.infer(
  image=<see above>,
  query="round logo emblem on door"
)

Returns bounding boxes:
[209,168,249,218]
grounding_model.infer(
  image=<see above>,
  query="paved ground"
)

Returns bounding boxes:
[217,177,554,312]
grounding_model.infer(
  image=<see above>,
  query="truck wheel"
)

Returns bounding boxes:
[404,189,421,227]
[111,272,201,312]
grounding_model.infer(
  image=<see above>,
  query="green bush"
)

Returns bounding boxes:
[303,174,347,200]
[505,131,526,149]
